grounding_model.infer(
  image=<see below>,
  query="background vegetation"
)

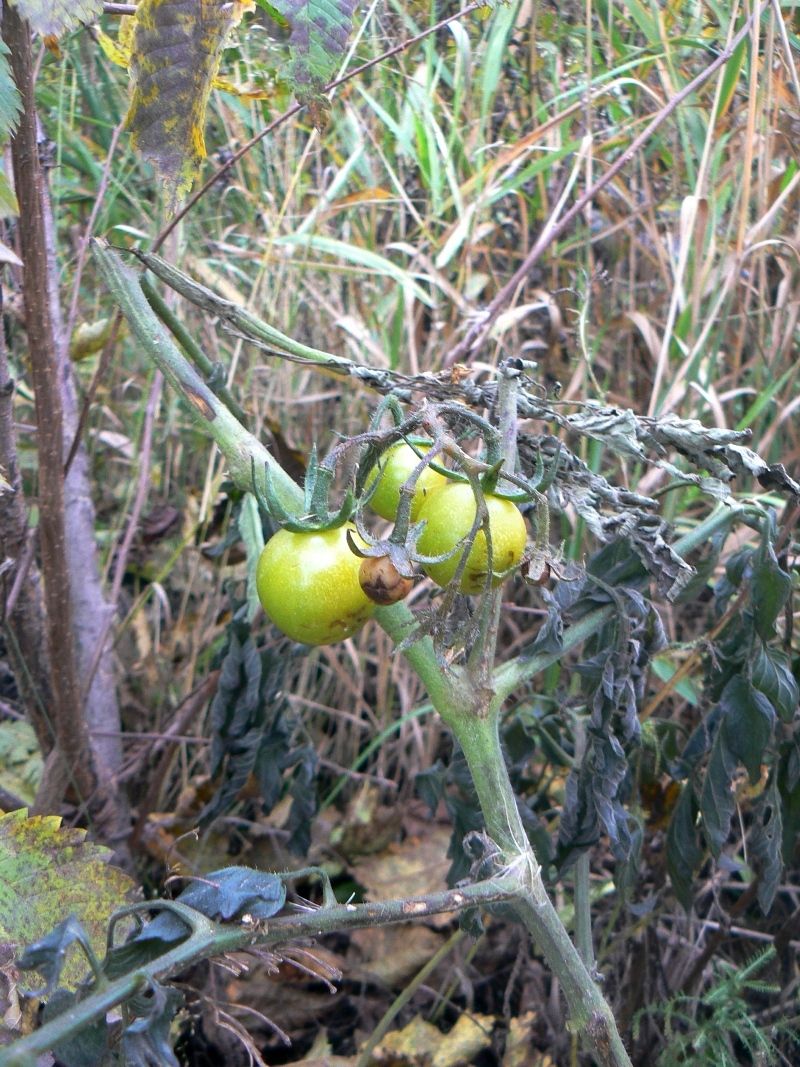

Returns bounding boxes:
[1,0,799,1064]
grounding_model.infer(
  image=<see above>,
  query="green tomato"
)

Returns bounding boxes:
[256,525,375,645]
[416,482,527,594]
[366,441,446,522]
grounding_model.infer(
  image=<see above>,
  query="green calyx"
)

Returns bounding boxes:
[254,447,355,532]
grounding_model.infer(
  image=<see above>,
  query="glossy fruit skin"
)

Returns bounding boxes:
[416,482,527,594]
[366,442,446,522]
[256,525,375,645]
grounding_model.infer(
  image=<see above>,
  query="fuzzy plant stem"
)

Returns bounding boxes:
[1,880,515,1066]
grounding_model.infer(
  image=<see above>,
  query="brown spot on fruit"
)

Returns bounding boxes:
[359,556,413,605]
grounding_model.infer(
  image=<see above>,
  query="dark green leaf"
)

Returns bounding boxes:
[700,728,738,857]
[415,761,446,816]
[666,784,703,908]
[203,599,312,836]
[522,590,563,656]
[139,866,286,944]
[778,741,800,864]
[752,641,799,723]
[671,702,724,778]
[750,779,782,914]
[751,546,791,640]
[415,749,484,885]
[720,674,775,783]
[284,746,319,855]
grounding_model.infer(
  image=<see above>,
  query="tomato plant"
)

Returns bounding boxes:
[366,441,446,521]
[416,481,527,594]
[256,525,375,645]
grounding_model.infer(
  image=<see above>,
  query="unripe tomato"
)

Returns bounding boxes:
[416,482,527,594]
[359,555,414,605]
[366,441,446,522]
[256,525,375,645]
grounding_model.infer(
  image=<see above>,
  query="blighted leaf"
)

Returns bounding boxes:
[0,810,135,989]
[0,40,20,146]
[176,864,286,920]
[69,317,122,362]
[374,1013,496,1067]
[127,0,249,199]
[136,865,286,943]
[752,641,799,723]
[6,0,102,38]
[16,915,95,993]
[270,0,357,123]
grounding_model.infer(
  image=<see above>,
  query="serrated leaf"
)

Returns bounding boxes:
[270,0,357,122]
[7,0,103,37]
[0,809,136,989]
[720,674,775,783]
[750,779,782,914]
[0,40,21,146]
[126,0,248,200]
[666,784,703,909]
[752,641,799,723]
[751,546,791,640]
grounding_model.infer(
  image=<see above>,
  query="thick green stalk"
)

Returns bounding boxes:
[377,607,632,1067]
[447,709,631,1067]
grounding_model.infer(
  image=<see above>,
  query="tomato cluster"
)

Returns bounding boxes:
[256,441,528,645]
